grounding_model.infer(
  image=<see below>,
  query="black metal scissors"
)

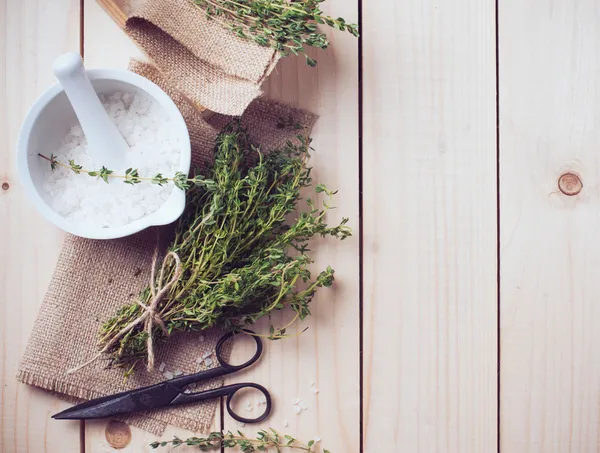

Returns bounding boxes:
[52,332,271,424]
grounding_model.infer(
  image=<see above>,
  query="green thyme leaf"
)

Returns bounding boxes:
[98,166,113,183]
[68,159,82,174]
[50,154,58,171]
[151,173,168,186]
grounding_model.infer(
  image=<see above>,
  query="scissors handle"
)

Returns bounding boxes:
[170,331,263,388]
[171,382,272,423]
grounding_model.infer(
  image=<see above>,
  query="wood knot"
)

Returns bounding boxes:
[558,173,582,196]
[1,182,9,191]
[105,420,131,449]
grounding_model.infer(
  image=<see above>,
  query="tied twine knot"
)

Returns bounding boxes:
[67,248,183,375]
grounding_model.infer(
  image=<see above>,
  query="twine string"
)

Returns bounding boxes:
[66,249,182,375]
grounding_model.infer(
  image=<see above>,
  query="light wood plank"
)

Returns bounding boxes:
[83,0,359,449]
[86,420,214,452]
[222,2,360,452]
[82,2,203,451]
[362,1,498,452]
[0,1,83,452]
[83,0,142,69]
[499,1,600,451]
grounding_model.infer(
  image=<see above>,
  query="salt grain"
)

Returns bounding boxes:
[158,362,166,372]
[314,437,321,443]
[42,91,180,228]
[292,398,300,405]
[312,388,319,394]
[284,420,289,427]
[294,406,302,414]
[173,370,183,377]
[163,371,174,380]
[204,358,213,367]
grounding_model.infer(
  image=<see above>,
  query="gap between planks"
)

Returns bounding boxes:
[357,0,365,451]
[495,0,501,452]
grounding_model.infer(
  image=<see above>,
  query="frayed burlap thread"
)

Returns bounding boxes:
[17,61,317,436]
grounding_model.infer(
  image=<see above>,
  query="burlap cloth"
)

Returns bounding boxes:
[121,0,280,115]
[17,60,317,436]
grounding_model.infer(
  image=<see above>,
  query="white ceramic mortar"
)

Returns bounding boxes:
[16,69,191,240]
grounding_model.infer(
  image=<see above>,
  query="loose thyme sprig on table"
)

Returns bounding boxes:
[191,0,359,66]
[99,121,351,373]
[151,429,330,452]
[38,153,210,190]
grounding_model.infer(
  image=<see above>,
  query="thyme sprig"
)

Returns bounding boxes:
[151,429,330,452]
[38,153,209,190]
[192,0,358,66]
[99,122,351,372]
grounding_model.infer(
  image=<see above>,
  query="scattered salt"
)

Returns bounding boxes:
[292,398,300,405]
[239,422,245,427]
[314,437,321,443]
[158,362,166,372]
[173,370,183,377]
[184,389,191,394]
[204,358,213,367]
[246,407,253,412]
[202,351,213,359]
[284,420,289,427]
[312,388,319,394]
[294,406,302,414]
[163,371,174,380]
[41,91,181,228]
[309,380,314,386]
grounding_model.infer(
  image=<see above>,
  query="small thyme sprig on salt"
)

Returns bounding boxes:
[192,0,358,66]
[150,429,329,452]
[38,153,210,190]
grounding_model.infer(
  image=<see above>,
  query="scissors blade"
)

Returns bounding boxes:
[52,393,138,420]
[52,383,181,420]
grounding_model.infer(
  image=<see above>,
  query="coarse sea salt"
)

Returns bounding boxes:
[41,90,181,228]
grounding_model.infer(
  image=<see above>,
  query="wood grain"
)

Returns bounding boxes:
[221,2,360,451]
[0,1,83,452]
[362,1,498,452]
[83,0,142,69]
[82,1,217,450]
[499,1,600,451]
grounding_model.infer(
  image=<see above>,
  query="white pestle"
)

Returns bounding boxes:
[52,52,127,170]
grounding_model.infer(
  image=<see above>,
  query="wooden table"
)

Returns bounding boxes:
[2,0,599,451]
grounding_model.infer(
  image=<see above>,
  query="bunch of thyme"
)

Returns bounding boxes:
[151,429,330,452]
[192,0,359,66]
[99,121,350,372]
